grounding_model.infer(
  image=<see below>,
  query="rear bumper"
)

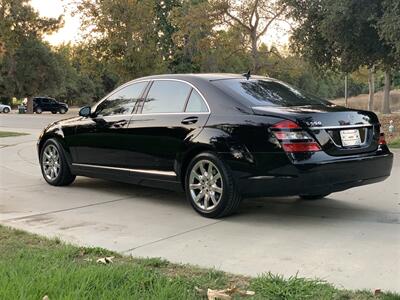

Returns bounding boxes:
[237,152,393,197]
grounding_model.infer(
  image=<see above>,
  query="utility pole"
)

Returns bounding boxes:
[368,66,375,111]
[344,75,348,108]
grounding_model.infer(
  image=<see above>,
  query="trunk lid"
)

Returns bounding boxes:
[252,104,381,156]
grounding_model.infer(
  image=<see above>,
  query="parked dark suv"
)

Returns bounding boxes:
[33,97,68,114]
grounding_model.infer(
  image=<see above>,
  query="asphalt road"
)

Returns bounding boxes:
[1,113,399,292]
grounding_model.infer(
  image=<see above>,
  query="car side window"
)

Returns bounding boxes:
[96,82,147,116]
[142,80,191,114]
[185,90,208,113]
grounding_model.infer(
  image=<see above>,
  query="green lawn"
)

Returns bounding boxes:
[388,137,400,148]
[0,226,398,299]
[0,131,29,138]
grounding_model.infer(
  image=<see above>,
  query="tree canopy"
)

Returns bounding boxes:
[0,0,399,110]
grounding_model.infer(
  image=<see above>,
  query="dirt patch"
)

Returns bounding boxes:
[332,90,400,112]
[378,112,400,144]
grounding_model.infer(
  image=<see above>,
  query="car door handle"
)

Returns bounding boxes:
[181,116,198,125]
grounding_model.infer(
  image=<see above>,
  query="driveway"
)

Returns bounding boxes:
[1,114,399,292]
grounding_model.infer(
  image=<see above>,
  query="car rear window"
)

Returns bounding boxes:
[211,79,328,107]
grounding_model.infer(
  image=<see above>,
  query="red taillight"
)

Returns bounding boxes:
[282,142,321,153]
[272,120,301,129]
[379,133,386,145]
[271,120,321,153]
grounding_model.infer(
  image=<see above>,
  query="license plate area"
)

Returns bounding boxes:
[340,129,361,147]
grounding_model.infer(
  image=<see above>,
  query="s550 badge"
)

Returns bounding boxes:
[306,121,322,127]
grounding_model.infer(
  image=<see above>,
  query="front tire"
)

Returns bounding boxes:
[185,152,242,218]
[3,107,10,113]
[40,139,75,186]
[299,194,330,200]
[59,107,67,114]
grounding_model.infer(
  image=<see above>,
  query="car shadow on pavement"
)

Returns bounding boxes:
[68,177,399,226]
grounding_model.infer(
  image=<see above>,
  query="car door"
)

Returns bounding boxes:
[71,81,149,168]
[124,79,210,173]
[49,98,58,111]
[40,98,49,110]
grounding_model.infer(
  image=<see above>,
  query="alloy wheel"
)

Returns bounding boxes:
[189,159,223,211]
[42,144,61,181]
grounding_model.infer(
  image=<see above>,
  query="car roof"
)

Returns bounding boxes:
[120,73,274,115]
[34,97,56,100]
[136,73,267,82]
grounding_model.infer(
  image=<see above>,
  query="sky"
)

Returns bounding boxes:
[30,0,81,45]
[31,0,290,48]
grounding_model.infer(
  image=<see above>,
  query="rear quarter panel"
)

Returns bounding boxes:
[191,113,292,180]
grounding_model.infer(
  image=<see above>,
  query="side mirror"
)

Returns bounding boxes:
[79,105,92,117]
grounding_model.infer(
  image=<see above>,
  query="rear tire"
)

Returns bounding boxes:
[51,111,57,114]
[299,194,330,200]
[3,107,10,113]
[40,139,75,186]
[35,107,42,114]
[185,152,242,218]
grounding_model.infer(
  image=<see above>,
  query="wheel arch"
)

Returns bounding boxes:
[177,126,247,189]
[38,131,72,166]
[177,144,216,189]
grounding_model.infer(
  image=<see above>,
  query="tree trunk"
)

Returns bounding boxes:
[368,67,375,111]
[382,70,391,114]
[27,97,33,114]
[251,30,260,73]
[344,75,348,108]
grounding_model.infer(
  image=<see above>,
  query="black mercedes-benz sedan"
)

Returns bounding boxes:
[37,73,393,218]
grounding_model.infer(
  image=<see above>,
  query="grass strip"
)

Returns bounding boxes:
[0,225,398,299]
[0,131,29,138]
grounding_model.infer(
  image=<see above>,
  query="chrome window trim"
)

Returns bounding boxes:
[140,78,211,115]
[72,163,176,177]
[133,112,210,116]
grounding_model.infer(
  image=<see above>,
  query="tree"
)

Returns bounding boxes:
[15,38,64,97]
[378,0,400,56]
[378,0,400,113]
[170,0,222,72]
[212,0,287,73]
[75,0,166,84]
[0,0,63,100]
[0,0,62,53]
[283,0,397,113]
[154,0,181,65]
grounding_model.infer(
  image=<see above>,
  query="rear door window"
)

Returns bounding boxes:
[212,79,328,107]
[142,80,191,114]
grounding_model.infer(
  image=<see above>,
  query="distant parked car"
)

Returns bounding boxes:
[0,103,11,113]
[32,97,68,114]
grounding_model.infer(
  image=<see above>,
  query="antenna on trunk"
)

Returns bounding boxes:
[242,70,251,80]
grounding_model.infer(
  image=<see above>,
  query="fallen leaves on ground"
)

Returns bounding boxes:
[195,286,255,299]
[96,256,115,264]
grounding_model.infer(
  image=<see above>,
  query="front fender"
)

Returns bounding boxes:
[37,125,72,166]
